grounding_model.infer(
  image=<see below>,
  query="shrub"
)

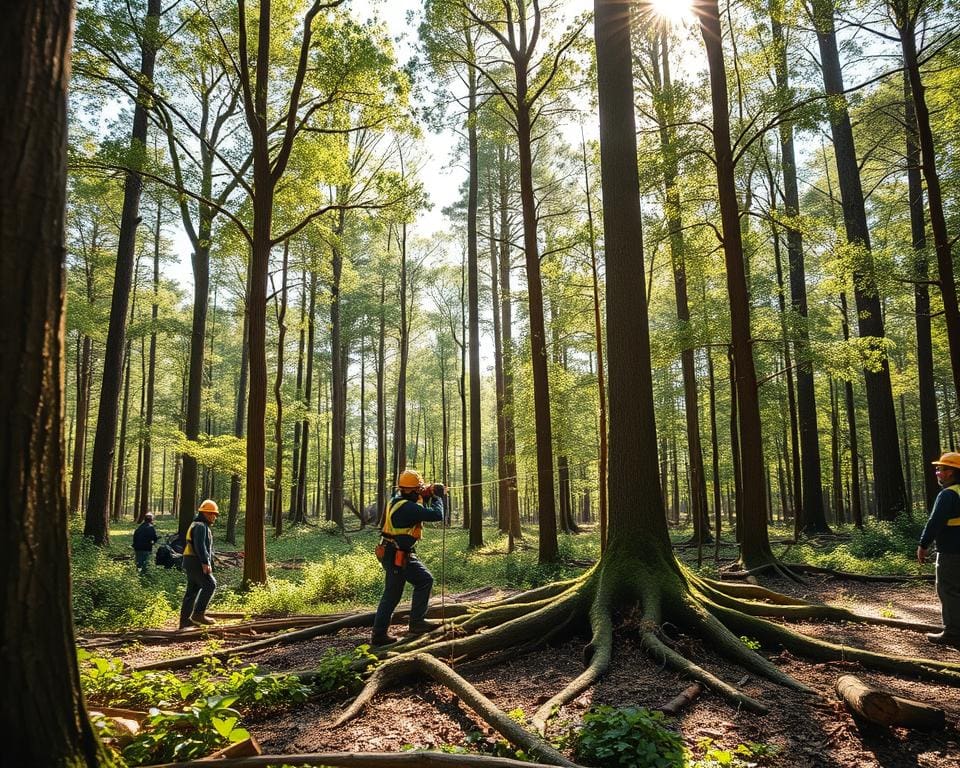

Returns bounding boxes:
[572,706,685,768]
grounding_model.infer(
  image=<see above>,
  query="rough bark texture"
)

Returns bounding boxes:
[84,0,162,544]
[812,0,906,519]
[0,1,104,762]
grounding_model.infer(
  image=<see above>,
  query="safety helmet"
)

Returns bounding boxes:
[198,499,219,514]
[397,469,424,490]
[932,452,960,470]
[144,513,154,521]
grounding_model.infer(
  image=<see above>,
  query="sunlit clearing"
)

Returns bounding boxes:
[647,0,694,26]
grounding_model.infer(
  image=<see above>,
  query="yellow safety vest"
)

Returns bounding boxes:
[945,484,960,526]
[381,496,423,542]
[183,520,209,556]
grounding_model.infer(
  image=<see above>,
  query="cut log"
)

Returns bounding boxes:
[201,736,262,759]
[835,675,945,730]
[660,683,703,715]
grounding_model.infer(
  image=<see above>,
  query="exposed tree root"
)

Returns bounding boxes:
[332,653,581,767]
[781,563,934,583]
[151,752,572,767]
[689,573,943,632]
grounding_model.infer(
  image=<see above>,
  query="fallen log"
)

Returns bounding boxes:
[200,736,262,760]
[835,675,945,730]
[151,752,578,767]
[660,682,703,716]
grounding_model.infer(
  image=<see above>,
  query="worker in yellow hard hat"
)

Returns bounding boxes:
[371,469,445,646]
[918,453,960,647]
[179,499,220,630]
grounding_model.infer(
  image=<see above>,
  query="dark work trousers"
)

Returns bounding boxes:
[179,556,217,626]
[372,550,433,634]
[937,552,960,634]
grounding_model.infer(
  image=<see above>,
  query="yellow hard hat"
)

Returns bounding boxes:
[198,499,220,514]
[933,452,960,469]
[397,469,423,490]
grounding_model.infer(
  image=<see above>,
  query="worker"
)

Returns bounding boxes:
[132,513,159,572]
[918,453,960,647]
[371,469,445,646]
[179,499,219,630]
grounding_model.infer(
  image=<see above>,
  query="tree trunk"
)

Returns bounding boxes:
[69,334,92,515]
[376,271,387,521]
[896,7,960,407]
[812,0,906,519]
[226,269,250,545]
[330,228,348,530]
[392,222,410,481]
[498,147,522,540]
[289,273,306,517]
[650,28,710,545]
[271,242,289,537]
[840,292,864,529]
[138,200,162,522]
[595,0,670,550]
[697,0,779,571]
[295,269,318,524]
[903,72,940,510]
[1,1,105,758]
[84,0,162,544]
[487,168,509,535]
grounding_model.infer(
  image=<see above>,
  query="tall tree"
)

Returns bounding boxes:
[693,0,789,575]
[83,0,162,544]
[1,0,104,761]
[809,0,906,519]
[769,0,828,533]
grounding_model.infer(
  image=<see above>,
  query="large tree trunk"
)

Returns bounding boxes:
[903,72,940,510]
[1,1,104,760]
[84,0,162,544]
[839,292,864,528]
[594,0,668,550]
[895,5,960,408]
[516,103,558,563]
[812,0,906,519]
[696,0,780,572]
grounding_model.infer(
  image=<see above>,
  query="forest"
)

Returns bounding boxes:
[3,0,960,765]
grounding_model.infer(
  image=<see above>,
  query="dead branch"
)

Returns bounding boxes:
[835,674,945,730]
[659,682,703,715]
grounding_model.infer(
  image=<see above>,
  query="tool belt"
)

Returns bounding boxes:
[375,537,409,568]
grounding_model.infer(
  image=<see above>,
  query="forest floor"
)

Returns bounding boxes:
[101,567,960,768]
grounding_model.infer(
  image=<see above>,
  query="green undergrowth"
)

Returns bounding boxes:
[81,650,315,766]
[73,513,927,633]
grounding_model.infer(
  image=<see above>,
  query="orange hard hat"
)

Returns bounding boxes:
[932,452,960,470]
[397,469,424,490]
[198,499,219,514]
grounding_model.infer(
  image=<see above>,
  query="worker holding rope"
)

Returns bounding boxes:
[371,469,445,647]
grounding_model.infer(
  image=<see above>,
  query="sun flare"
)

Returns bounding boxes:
[647,0,695,26]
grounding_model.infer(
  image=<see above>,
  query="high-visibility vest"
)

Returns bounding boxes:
[381,496,423,543]
[183,520,209,556]
[945,484,960,526]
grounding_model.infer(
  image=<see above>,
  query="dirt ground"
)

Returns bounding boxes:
[104,574,960,767]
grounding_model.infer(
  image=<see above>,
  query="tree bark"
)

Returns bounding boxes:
[811,0,906,519]
[1,0,104,760]
[696,0,778,570]
[903,71,940,510]
[84,0,162,544]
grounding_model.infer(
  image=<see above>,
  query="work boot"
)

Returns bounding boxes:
[408,619,441,636]
[190,614,216,626]
[370,631,397,647]
[925,631,960,646]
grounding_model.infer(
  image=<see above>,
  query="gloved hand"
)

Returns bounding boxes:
[432,483,445,496]
[419,484,433,498]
